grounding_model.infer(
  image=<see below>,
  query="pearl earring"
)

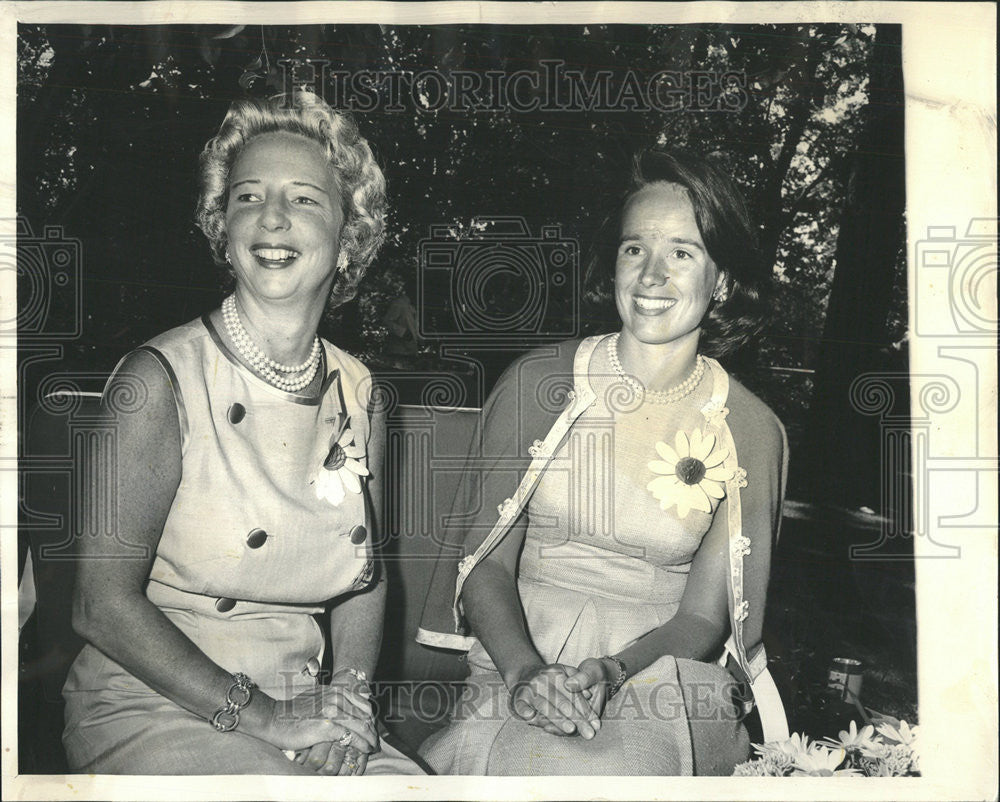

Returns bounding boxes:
[713,284,729,303]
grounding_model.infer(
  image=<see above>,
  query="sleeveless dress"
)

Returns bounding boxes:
[419,337,785,775]
[62,314,422,775]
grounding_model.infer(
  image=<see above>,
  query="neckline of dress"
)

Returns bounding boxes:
[577,333,728,418]
[201,312,339,406]
[588,376,713,421]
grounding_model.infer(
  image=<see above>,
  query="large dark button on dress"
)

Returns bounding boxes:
[349,524,367,544]
[215,597,236,613]
[246,528,268,549]
[227,403,246,424]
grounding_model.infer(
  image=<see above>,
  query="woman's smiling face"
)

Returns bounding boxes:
[225,132,344,305]
[614,181,723,349]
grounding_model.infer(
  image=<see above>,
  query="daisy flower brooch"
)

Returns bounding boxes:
[313,413,368,506]
[647,428,735,518]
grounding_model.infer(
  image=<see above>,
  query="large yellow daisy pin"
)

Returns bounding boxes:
[647,429,735,518]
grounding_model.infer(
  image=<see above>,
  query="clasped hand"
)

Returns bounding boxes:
[270,672,377,775]
[508,657,612,740]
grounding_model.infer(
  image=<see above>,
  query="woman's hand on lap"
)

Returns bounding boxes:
[323,671,374,731]
[285,675,377,774]
[509,663,600,739]
[295,742,368,776]
[564,657,614,722]
[266,684,378,755]
[295,741,342,774]
[294,671,375,775]
[338,746,367,776]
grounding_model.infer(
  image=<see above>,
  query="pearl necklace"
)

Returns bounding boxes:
[607,333,705,404]
[222,294,322,393]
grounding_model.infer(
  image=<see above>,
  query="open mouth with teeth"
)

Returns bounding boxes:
[633,296,677,312]
[251,246,301,266]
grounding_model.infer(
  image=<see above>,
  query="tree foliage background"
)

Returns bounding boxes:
[17,21,909,512]
[16,22,918,758]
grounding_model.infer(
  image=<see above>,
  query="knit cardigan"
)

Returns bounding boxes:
[417,334,790,741]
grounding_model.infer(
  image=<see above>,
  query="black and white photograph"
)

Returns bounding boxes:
[2,2,996,800]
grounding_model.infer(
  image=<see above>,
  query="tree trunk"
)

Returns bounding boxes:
[803,24,906,510]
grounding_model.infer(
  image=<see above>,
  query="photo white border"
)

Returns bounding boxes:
[2,2,996,800]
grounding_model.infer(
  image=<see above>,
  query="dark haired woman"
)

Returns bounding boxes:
[417,150,789,775]
[61,91,423,775]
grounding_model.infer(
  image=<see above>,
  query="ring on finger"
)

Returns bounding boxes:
[337,731,353,748]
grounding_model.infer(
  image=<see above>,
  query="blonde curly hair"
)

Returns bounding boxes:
[195,91,387,310]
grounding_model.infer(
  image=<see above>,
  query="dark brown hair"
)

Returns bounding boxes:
[583,150,769,358]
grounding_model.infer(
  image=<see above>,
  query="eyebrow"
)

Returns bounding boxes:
[292,181,330,194]
[618,233,705,251]
[230,179,330,195]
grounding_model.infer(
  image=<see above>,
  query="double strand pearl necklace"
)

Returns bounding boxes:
[222,294,322,393]
[607,333,705,404]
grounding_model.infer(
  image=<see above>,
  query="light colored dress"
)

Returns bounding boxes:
[419,336,786,775]
[62,314,422,775]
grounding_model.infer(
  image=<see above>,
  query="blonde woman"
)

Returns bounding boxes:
[63,92,423,776]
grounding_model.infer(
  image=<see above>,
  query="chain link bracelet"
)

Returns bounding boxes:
[602,655,628,699]
[210,672,256,732]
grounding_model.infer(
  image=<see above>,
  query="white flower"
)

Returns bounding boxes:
[497,497,517,517]
[884,742,918,775]
[703,401,730,426]
[313,415,368,506]
[528,439,549,459]
[732,760,771,776]
[734,754,790,776]
[822,720,878,754]
[754,732,813,760]
[647,428,733,517]
[732,535,752,558]
[791,745,857,776]
[740,723,919,779]
[875,718,917,745]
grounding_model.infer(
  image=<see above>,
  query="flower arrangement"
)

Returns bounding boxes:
[733,717,919,777]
